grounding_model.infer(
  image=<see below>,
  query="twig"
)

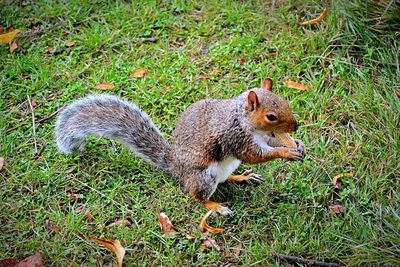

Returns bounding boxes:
[27,95,38,154]
[31,141,47,160]
[274,253,339,267]
[6,107,61,133]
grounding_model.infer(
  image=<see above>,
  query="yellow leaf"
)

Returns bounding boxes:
[284,80,308,91]
[299,8,328,26]
[0,29,20,45]
[130,68,146,78]
[95,83,115,90]
[90,237,125,267]
[332,173,353,186]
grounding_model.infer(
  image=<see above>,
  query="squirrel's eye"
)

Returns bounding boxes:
[266,114,278,121]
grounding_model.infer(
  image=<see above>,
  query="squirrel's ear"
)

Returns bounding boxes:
[261,78,273,91]
[246,91,259,112]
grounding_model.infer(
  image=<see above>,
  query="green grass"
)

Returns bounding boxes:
[1,0,399,265]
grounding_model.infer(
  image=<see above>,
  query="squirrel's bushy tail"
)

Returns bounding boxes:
[55,94,170,170]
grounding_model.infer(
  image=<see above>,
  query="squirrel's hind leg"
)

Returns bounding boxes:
[184,169,233,217]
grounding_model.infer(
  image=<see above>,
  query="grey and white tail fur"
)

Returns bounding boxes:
[55,94,170,170]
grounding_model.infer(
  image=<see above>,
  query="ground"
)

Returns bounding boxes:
[0,0,399,266]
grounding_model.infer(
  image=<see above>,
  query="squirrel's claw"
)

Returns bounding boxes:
[217,206,233,217]
[294,139,306,157]
[288,148,304,161]
[242,169,263,184]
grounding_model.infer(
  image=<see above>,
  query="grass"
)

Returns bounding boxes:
[1,0,399,265]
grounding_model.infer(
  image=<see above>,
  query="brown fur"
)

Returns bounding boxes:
[56,78,305,216]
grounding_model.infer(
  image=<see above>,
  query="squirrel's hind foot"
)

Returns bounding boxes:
[202,200,233,217]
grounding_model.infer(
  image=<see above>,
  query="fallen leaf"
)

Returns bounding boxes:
[332,173,353,186]
[212,69,220,75]
[185,234,195,240]
[157,211,177,237]
[199,210,224,234]
[0,29,20,44]
[15,251,43,267]
[284,80,308,91]
[95,83,115,90]
[0,258,18,266]
[106,219,132,228]
[328,204,345,215]
[10,39,18,53]
[0,157,4,170]
[234,242,243,257]
[47,47,54,53]
[43,219,61,233]
[66,41,76,47]
[299,8,328,26]
[85,209,93,224]
[90,237,125,267]
[65,167,75,174]
[130,68,146,78]
[201,237,220,252]
[66,191,80,201]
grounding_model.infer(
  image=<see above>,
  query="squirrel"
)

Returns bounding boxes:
[55,78,306,216]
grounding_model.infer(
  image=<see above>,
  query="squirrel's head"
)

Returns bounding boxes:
[245,78,298,133]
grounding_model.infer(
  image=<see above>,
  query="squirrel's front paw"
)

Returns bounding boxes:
[294,139,306,157]
[284,148,304,161]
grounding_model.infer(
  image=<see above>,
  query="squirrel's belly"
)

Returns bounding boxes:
[208,157,241,184]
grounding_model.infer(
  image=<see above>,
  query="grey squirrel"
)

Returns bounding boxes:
[56,78,306,216]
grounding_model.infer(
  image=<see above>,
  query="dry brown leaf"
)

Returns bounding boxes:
[157,211,177,237]
[65,167,75,174]
[299,8,328,26]
[15,251,43,267]
[66,191,80,201]
[66,41,76,47]
[328,204,344,215]
[10,39,18,53]
[284,80,308,91]
[85,209,93,224]
[201,237,220,252]
[0,157,4,170]
[43,219,61,233]
[234,242,243,257]
[130,68,146,78]
[199,210,224,234]
[0,258,18,266]
[95,83,115,90]
[90,238,125,267]
[106,219,132,228]
[0,29,20,44]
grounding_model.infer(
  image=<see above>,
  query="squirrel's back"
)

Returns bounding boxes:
[55,94,170,169]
